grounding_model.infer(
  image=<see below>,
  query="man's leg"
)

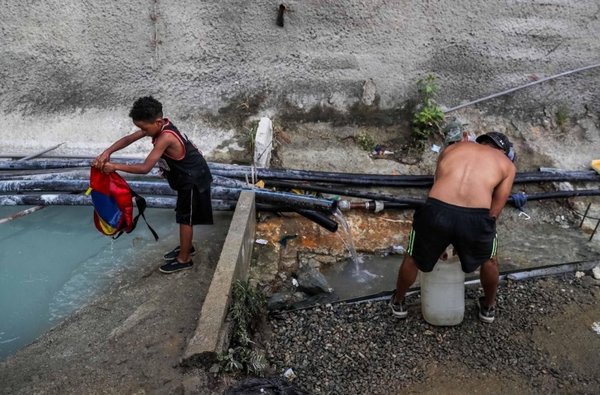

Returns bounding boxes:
[393,254,419,303]
[176,223,193,263]
[480,257,499,307]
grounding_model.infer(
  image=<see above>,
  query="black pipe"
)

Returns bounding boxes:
[511,189,600,201]
[294,209,339,232]
[2,159,599,186]
[0,179,338,213]
[0,194,238,211]
[263,179,427,204]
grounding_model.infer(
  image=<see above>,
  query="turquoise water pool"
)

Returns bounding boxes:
[0,205,185,360]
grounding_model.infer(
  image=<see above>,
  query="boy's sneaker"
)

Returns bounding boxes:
[163,245,196,261]
[389,292,408,318]
[159,259,193,274]
[478,297,495,323]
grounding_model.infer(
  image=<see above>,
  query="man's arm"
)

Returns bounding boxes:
[489,164,516,219]
[93,130,146,168]
[102,133,172,174]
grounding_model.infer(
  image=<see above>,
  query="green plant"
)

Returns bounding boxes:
[356,132,376,152]
[243,122,258,153]
[218,280,267,375]
[555,107,569,129]
[412,74,445,140]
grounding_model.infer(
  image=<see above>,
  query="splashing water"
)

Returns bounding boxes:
[332,209,381,283]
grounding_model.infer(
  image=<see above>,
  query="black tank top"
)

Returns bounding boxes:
[153,119,212,190]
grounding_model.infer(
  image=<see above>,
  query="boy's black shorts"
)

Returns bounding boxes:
[175,185,214,226]
[407,198,497,273]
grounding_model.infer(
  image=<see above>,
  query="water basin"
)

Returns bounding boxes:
[0,205,227,360]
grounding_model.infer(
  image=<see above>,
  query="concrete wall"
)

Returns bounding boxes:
[1,1,599,156]
[183,191,255,364]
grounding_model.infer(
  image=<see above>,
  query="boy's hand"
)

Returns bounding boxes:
[101,162,117,174]
[92,152,110,169]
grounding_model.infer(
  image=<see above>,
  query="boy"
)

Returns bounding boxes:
[93,96,213,273]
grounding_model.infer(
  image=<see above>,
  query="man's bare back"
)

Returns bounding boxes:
[429,142,516,218]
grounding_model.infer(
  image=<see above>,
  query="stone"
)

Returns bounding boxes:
[253,117,273,168]
[592,266,600,280]
[267,292,294,311]
[296,265,333,296]
[361,78,377,106]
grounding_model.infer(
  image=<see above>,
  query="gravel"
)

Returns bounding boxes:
[265,274,600,394]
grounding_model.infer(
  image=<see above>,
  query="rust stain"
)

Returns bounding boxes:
[256,211,414,256]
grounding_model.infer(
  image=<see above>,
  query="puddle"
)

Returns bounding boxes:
[322,221,600,301]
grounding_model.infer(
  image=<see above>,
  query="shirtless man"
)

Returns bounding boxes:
[390,132,516,323]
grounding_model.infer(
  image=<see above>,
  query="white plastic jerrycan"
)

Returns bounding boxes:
[420,255,465,326]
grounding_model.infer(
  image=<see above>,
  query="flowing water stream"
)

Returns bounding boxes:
[332,209,382,283]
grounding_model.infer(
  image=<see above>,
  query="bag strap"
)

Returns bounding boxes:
[114,189,159,241]
[133,190,159,241]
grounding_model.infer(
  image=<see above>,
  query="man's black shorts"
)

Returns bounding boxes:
[407,198,497,273]
[175,185,214,226]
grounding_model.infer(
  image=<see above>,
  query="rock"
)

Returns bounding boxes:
[592,266,600,280]
[283,368,296,381]
[290,292,338,310]
[361,78,377,106]
[296,265,333,295]
[575,271,585,278]
[267,292,294,311]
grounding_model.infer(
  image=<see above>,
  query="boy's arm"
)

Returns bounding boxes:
[102,133,172,175]
[93,130,146,168]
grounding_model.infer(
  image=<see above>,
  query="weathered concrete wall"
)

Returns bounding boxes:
[183,191,255,364]
[1,1,599,156]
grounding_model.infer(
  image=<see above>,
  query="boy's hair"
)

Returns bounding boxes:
[129,96,163,122]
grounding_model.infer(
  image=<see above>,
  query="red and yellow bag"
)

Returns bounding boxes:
[87,167,158,240]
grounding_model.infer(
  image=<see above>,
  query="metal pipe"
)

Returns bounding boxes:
[444,63,600,113]
[16,143,64,162]
[0,205,46,224]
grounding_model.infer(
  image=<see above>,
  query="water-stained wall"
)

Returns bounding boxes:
[1,0,599,157]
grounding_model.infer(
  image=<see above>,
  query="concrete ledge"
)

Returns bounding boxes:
[182,191,256,366]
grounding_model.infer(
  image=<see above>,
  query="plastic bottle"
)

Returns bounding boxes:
[420,257,465,326]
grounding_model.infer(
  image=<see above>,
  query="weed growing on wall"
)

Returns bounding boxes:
[218,280,267,375]
[356,131,376,152]
[243,121,259,154]
[555,107,569,130]
[412,74,445,140]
